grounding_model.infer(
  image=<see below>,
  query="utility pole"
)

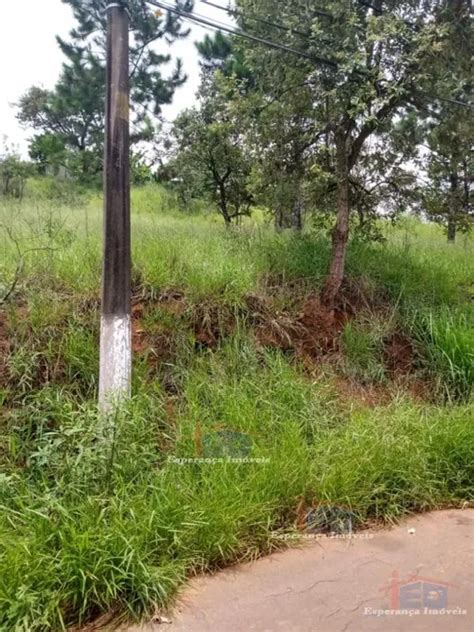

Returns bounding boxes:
[99,1,131,412]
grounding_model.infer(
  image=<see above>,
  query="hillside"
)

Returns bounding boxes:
[0,185,473,630]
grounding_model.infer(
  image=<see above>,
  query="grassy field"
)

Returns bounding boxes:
[0,183,473,630]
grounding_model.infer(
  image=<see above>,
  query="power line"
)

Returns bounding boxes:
[199,0,331,31]
[355,0,419,31]
[201,0,415,36]
[199,0,310,38]
[173,1,245,33]
[146,0,474,111]
[146,0,338,68]
[153,0,337,67]
[421,93,474,110]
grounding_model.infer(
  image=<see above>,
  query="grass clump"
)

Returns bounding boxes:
[311,401,473,518]
[410,307,474,401]
[340,311,395,384]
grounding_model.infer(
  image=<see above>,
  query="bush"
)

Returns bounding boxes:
[25,177,90,207]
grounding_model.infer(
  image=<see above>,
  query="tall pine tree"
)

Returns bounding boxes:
[18,0,193,180]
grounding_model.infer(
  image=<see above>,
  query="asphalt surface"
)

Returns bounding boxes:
[126,509,474,632]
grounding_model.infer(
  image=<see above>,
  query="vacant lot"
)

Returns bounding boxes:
[0,185,473,630]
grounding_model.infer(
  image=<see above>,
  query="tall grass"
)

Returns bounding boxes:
[409,307,474,401]
[0,340,472,630]
[341,321,386,384]
[0,185,473,629]
[1,187,472,303]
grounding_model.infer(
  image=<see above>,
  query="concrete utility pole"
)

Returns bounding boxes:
[99,1,131,412]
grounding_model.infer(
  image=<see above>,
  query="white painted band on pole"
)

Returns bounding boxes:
[99,314,132,412]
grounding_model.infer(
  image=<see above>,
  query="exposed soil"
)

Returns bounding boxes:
[249,292,348,359]
[131,292,186,357]
[296,295,348,358]
[330,375,394,408]
[1,281,425,404]
[249,286,419,384]
[191,300,235,349]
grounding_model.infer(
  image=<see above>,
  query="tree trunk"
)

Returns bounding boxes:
[447,173,458,243]
[291,181,304,231]
[217,180,232,226]
[321,130,350,307]
[462,159,470,211]
[274,205,283,231]
[291,198,303,231]
[447,217,456,243]
[274,203,292,231]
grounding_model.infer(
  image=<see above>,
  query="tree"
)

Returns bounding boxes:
[196,31,253,82]
[0,140,33,200]
[197,31,235,73]
[230,0,469,306]
[420,107,473,241]
[18,0,193,180]
[415,0,473,241]
[171,75,253,225]
[243,89,315,231]
[29,132,69,176]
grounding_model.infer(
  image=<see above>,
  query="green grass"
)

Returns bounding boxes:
[1,186,472,305]
[0,183,473,629]
[409,306,474,401]
[0,340,472,630]
[340,310,396,384]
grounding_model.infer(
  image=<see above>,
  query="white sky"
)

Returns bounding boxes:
[0,0,225,158]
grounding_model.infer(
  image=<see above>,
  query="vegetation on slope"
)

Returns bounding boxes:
[0,186,472,629]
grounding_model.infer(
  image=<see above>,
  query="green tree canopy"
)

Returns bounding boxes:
[170,74,254,225]
[17,0,194,181]
[224,0,471,305]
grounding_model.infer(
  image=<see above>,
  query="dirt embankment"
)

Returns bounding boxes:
[0,279,422,403]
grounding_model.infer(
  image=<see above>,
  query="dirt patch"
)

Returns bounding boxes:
[131,299,177,366]
[248,294,304,351]
[1,283,424,404]
[192,301,236,349]
[384,331,415,376]
[330,375,393,408]
[295,295,347,358]
[251,292,348,360]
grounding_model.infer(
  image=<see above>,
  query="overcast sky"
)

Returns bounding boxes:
[0,0,225,158]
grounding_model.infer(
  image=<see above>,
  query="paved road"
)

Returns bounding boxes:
[127,509,473,632]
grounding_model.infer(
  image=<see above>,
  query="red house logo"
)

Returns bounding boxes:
[381,571,454,610]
